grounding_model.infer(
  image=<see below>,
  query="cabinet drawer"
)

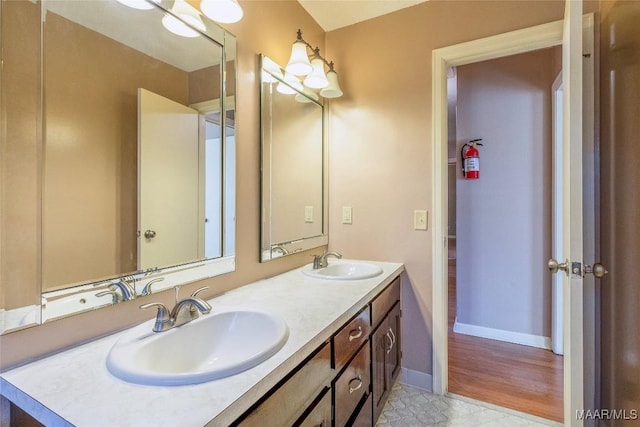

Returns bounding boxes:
[333,306,370,371]
[236,343,331,427]
[371,276,400,328]
[351,392,373,427]
[334,343,370,427]
[296,387,331,427]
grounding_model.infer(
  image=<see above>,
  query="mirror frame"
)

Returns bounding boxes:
[0,0,237,334]
[259,54,328,262]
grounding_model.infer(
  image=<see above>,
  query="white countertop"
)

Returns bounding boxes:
[0,260,404,427]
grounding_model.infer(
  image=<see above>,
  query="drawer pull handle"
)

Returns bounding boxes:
[388,327,396,349]
[348,376,363,394]
[348,326,363,341]
[385,332,393,354]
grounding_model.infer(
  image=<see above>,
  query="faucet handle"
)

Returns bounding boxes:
[96,289,121,304]
[141,277,165,296]
[190,286,209,298]
[139,302,171,332]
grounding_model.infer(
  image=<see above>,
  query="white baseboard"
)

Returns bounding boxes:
[453,318,552,350]
[400,368,433,392]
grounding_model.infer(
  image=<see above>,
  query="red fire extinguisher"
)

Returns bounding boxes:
[461,139,483,180]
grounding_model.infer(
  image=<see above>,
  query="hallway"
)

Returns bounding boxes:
[447,243,564,422]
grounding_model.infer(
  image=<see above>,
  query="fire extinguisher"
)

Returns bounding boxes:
[461,139,483,180]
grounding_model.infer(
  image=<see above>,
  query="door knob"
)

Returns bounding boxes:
[585,263,608,279]
[548,258,569,274]
[144,229,157,239]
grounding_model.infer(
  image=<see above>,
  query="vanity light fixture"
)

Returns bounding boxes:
[284,29,343,99]
[200,0,244,24]
[162,0,206,38]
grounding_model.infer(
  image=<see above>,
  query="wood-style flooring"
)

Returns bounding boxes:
[447,242,564,422]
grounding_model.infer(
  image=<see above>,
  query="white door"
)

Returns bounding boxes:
[138,88,200,270]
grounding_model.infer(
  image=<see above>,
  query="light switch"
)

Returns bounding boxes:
[305,206,314,223]
[342,206,353,224]
[414,210,428,230]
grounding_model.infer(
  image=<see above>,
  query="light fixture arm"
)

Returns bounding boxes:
[295,29,337,72]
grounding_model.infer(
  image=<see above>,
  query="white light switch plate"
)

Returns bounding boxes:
[305,206,313,223]
[342,206,352,224]
[414,210,428,230]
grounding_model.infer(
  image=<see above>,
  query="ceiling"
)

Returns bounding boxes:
[297,0,429,32]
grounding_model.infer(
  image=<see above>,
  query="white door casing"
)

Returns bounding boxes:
[552,71,564,356]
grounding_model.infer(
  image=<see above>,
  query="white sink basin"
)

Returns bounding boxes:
[106,308,289,386]
[302,260,383,280]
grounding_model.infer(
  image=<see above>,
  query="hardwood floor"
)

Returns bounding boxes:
[447,254,564,422]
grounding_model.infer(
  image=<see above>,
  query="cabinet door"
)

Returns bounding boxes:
[371,318,391,421]
[387,302,401,383]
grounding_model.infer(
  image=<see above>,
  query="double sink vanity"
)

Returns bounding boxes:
[0,1,404,426]
[1,259,404,426]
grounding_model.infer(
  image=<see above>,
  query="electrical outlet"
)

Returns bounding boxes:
[414,210,428,230]
[342,206,352,224]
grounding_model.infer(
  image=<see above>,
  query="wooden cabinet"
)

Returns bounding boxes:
[371,278,401,423]
[233,274,401,427]
[297,387,332,427]
[333,343,370,427]
[234,343,332,427]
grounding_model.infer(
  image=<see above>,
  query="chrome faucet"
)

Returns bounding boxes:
[96,278,136,303]
[312,251,342,269]
[140,286,212,332]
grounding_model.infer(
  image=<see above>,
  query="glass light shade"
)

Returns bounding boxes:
[200,0,243,24]
[319,69,343,98]
[162,0,206,38]
[285,41,313,76]
[303,57,329,89]
[277,73,303,95]
[116,0,159,10]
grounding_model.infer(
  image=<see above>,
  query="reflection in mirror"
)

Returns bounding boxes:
[0,0,236,333]
[260,55,327,262]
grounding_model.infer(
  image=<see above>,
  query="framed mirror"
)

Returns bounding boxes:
[0,0,236,333]
[259,55,327,262]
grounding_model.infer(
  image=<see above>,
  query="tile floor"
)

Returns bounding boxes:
[376,382,562,427]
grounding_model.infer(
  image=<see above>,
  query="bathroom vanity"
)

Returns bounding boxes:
[0,260,403,426]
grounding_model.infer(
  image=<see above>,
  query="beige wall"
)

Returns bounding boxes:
[326,0,596,380]
[0,0,325,370]
[1,0,41,310]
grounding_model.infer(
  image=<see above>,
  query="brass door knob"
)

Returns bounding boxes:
[548,258,569,274]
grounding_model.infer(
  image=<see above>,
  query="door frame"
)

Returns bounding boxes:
[431,14,596,425]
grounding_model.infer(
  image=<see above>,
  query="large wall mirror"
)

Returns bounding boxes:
[260,55,327,262]
[0,0,236,334]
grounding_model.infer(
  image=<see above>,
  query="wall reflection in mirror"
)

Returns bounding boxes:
[260,55,327,262]
[0,0,236,333]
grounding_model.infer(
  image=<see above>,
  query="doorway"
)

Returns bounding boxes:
[446,48,564,421]
[431,9,596,426]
